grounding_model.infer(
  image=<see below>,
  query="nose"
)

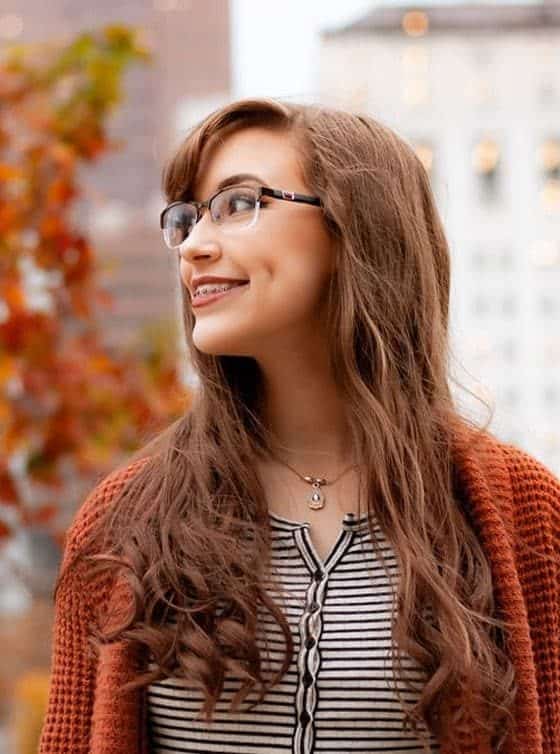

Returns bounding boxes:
[179,237,222,264]
[178,212,222,264]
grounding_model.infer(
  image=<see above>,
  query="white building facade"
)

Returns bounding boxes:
[319,4,560,474]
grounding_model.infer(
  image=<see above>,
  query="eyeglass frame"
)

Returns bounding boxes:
[160,185,323,248]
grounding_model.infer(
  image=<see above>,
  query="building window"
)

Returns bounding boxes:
[539,295,559,316]
[0,13,23,39]
[467,334,493,363]
[502,386,519,409]
[541,338,560,366]
[471,293,517,318]
[472,137,501,205]
[538,138,560,214]
[401,44,430,107]
[530,239,560,268]
[538,43,559,106]
[472,294,490,316]
[539,139,560,180]
[402,80,430,108]
[471,246,513,272]
[543,386,559,408]
[539,80,558,106]
[414,141,433,175]
[467,44,496,107]
[471,251,486,270]
[501,295,517,317]
[409,138,435,186]
[542,430,560,453]
[501,339,516,363]
[401,11,429,38]
[467,77,495,107]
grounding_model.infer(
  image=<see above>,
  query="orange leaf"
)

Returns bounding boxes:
[0,355,16,387]
[0,467,18,504]
[31,504,58,525]
[47,178,76,206]
[0,280,24,310]
[0,204,18,233]
[0,163,22,181]
[39,214,63,238]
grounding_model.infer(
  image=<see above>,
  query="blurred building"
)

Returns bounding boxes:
[319,4,560,474]
[2,0,231,348]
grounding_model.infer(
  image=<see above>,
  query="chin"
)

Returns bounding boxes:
[192,330,254,358]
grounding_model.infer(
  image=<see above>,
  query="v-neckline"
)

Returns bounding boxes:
[268,510,371,568]
[268,509,369,530]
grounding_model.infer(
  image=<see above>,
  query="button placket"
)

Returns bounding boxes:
[292,526,358,753]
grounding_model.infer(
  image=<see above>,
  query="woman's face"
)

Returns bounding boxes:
[178,126,336,358]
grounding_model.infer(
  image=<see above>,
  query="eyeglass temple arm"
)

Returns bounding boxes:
[261,187,321,206]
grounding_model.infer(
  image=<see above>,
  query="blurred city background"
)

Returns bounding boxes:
[0,0,559,750]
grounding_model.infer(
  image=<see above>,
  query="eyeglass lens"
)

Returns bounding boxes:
[162,186,259,249]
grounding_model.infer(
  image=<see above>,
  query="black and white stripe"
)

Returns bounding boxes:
[147,511,441,753]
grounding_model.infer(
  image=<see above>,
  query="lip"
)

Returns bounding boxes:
[191,275,249,293]
[191,282,249,309]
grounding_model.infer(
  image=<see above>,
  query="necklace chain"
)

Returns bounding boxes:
[266,449,361,511]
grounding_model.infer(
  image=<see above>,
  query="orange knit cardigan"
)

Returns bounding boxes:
[39,426,560,754]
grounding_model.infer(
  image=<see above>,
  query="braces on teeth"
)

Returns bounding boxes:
[194,283,240,297]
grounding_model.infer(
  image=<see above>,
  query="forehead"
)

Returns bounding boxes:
[193,126,307,199]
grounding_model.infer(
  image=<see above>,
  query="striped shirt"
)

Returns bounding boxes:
[147,511,441,753]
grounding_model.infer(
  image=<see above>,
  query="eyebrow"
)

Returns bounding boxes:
[214,173,269,191]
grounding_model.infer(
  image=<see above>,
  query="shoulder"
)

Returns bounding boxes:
[60,455,153,573]
[499,441,560,530]
[453,424,560,528]
[499,440,560,488]
[477,429,560,534]
[456,423,559,492]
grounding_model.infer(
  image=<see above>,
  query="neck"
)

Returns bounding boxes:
[256,337,355,475]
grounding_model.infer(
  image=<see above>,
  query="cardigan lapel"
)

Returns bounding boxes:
[445,427,544,754]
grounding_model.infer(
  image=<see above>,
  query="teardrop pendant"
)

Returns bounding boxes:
[308,481,325,510]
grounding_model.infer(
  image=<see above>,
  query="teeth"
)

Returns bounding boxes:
[194,282,246,297]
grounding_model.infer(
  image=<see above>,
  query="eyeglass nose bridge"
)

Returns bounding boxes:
[190,198,212,229]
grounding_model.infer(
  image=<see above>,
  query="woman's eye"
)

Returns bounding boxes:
[229,195,254,212]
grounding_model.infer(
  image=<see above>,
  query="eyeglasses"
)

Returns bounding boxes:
[160,184,322,249]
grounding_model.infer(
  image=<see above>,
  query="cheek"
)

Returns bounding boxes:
[179,259,190,292]
[249,230,333,324]
[241,274,328,345]
[269,239,333,310]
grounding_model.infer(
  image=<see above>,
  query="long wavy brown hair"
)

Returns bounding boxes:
[66,98,519,752]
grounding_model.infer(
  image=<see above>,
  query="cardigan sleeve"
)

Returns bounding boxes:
[38,555,98,754]
[38,456,152,753]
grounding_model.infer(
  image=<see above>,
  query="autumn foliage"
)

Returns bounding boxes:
[0,27,188,547]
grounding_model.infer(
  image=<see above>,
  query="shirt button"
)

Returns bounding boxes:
[300,711,311,725]
[305,637,316,649]
[314,569,324,582]
[309,602,320,612]
[303,671,313,687]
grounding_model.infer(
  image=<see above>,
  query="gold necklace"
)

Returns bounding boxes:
[267,451,361,511]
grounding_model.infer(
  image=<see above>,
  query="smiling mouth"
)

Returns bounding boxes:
[191,282,250,308]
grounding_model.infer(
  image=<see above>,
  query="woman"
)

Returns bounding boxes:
[39,98,560,754]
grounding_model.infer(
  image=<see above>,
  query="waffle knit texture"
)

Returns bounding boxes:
[38,425,560,754]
